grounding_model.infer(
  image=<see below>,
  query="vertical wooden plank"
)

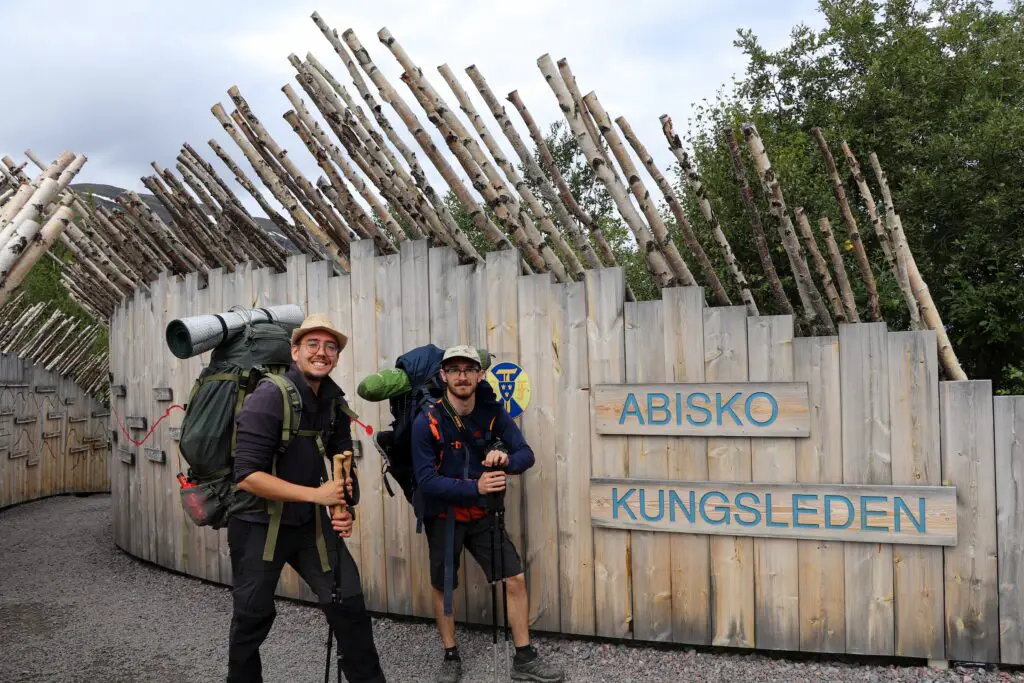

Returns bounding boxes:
[555,280,595,635]
[941,380,998,663]
[794,336,845,653]
[377,251,413,617]
[276,262,313,602]
[519,273,560,632]
[888,331,944,659]
[203,268,225,585]
[840,322,894,656]
[426,245,468,618]
[663,287,711,644]
[327,265,360,574]
[625,299,672,642]
[586,266,631,639]
[287,253,309,312]
[400,239,434,619]
[749,315,800,651]
[481,248,522,625]
[184,271,206,579]
[166,275,189,574]
[705,305,754,648]
[350,239,387,612]
[996,396,1024,664]
[462,260,494,627]
[151,273,169,569]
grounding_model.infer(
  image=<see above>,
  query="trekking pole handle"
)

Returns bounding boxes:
[332,450,353,518]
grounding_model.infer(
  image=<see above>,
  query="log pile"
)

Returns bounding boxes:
[0,293,108,397]
[5,9,967,381]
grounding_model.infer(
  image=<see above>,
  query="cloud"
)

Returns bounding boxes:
[0,0,824,219]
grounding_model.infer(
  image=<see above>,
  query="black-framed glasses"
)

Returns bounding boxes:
[302,339,339,355]
[443,365,480,377]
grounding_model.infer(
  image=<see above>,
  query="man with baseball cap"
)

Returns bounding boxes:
[410,345,564,682]
[228,313,385,682]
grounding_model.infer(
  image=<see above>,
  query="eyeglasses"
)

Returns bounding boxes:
[443,365,480,377]
[302,339,339,355]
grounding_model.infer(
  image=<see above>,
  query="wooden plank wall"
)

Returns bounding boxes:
[105,248,1024,666]
[0,352,108,509]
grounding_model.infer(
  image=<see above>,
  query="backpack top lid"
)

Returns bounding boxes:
[210,320,295,370]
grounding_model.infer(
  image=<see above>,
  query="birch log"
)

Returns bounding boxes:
[583,91,695,287]
[742,123,834,333]
[812,128,879,321]
[211,103,350,272]
[659,115,756,311]
[310,13,470,257]
[722,126,792,315]
[440,64,585,281]
[842,143,920,328]
[795,208,846,323]
[869,153,966,380]
[0,155,86,286]
[0,201,75,308]
[537,54,674,288]
[504,90,621,275]
[342,29,524,265]
[817,217,859,322]
[464,65,601,273]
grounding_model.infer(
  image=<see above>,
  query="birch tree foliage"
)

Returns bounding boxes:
[684,0,1024,392]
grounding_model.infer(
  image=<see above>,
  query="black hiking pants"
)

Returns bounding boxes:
[226,514,385,683]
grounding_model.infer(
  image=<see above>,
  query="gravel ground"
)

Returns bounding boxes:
[2,495,1023,683]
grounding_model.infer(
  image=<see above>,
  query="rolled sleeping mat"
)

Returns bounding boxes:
[165,304,305,359]
[356,347,494,402]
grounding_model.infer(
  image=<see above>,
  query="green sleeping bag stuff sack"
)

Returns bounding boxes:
[176,319,300,530]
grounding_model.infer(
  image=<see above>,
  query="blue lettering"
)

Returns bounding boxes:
[765,493,788,527]
[716,392,742,426]
[894,496,926,533]
[639,488,666,522]
[647,393,671,425]
[744,391,779,427]
[619,393,644,425]
[700,491,730,525]
[792,494,819,528]
[612,487,637,521]
[860,495,889,532]
[734,492,762,526]
[686,392,712,426]
[824,495,854,529]
[675,393,683,426]
[669,490,696,524]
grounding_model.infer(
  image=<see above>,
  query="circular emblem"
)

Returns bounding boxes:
[487,361,531,418]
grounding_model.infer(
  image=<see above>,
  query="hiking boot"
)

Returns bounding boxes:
[436,656,462,683]
[511,646,564,682]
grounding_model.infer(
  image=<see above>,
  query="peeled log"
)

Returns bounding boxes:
[0,203,74,309]
[742,123,834,334]
[869,153,965,381]
[794,208,846,323]
[816,217,859,323]
[583,91,695,288]
[537,54,673,289]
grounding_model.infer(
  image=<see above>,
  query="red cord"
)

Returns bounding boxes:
[111,403,185,447]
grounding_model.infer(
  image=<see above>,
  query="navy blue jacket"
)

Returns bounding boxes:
[410,381,534,521]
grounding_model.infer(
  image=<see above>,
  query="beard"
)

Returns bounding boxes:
[447,379,476,400]
[301,356,332,382]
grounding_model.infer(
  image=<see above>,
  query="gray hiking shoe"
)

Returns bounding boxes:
[511,646,564,682]
[436,656,462,683]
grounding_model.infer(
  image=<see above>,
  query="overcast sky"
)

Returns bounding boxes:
[0,0,826,214]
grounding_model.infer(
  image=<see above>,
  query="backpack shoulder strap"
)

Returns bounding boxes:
[259,373,303,456]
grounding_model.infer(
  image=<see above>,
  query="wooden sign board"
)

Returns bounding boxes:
[590,478,957,546]
[593,382,810,437]
[47,411,65,420]
[118,448,135,465]
[168,427,181,442]
[14,416,37,425]
[153,387,173,402]
[33,385,56,394]
[111,385,126,398]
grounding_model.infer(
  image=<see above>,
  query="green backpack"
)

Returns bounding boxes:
[176,319,304,531]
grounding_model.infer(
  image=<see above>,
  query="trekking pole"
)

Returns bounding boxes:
[486,465,510,681]
[490,505,500,682]
[325,450,353,683]
[498,504,510,679]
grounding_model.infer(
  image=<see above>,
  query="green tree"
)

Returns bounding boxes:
[685,0,1024,391]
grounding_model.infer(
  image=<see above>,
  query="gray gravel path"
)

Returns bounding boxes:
[1,495,1022,683]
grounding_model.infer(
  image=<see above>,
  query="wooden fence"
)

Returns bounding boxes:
[0,353,109,508]
[107,245,1024,666]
